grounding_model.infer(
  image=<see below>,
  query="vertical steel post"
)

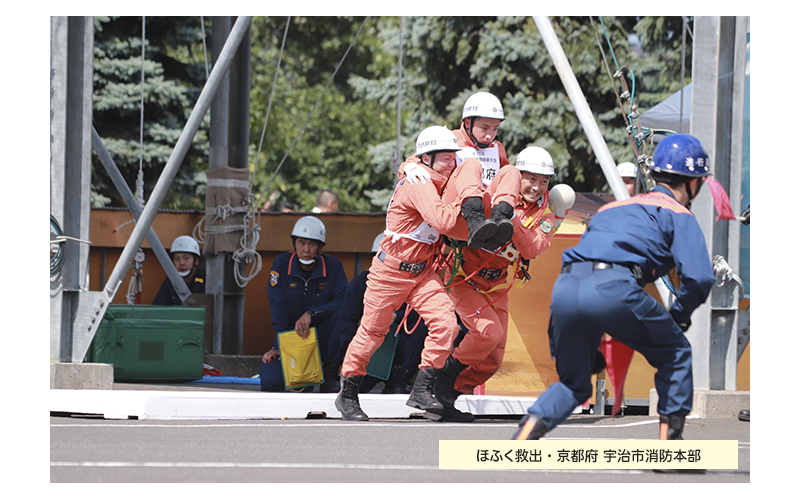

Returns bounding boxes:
[688,16,747,391]
[62,16,253,363]
[102,16,252,299]
[50,16,94,363]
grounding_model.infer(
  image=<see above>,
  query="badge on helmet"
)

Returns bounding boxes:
[462,92,505,121]
[415,126,461,157]
[651,134,712,177]
[515,146,555,176]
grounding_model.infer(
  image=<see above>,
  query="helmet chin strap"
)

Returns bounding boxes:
[419,152,436,168]
[684,179,699,209]
[468,118,493,149]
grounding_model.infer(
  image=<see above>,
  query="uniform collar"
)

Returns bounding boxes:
[651,184,676,200]
[287,252,327,278]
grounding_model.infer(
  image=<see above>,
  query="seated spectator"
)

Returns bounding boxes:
[260,216,349,393]
[152,236,205,305]
[312,189,339,213]
[336,233,428,394]
[272,200,296,213]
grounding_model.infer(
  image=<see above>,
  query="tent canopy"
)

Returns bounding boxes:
[638,84,692,133]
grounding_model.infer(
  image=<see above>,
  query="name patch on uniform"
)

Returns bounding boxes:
[269,270,280,287]
[540,220,553,234]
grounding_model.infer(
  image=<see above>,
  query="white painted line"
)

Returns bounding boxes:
[50,461,438,471]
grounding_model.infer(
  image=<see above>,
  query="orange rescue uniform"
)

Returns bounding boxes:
[341,160,472,378]
[446,196,557,393]
[442,122,520,241]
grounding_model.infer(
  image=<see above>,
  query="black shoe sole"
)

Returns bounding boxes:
[406,397,444,415]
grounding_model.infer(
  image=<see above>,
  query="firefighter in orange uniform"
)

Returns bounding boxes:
[445,91,522,251]
[336,126,476,421]
[436,147,575,421]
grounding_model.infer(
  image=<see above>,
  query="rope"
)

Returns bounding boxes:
[136,16,146,209]
[200,16,209,80]
[592,16,655,195]
[251,16,291,196]
[390,16,405,178]
[253,16,370,211]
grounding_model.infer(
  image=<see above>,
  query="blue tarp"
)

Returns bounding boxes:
[187,376,261,385]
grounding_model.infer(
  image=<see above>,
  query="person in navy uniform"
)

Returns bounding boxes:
[336,233,429,394]
[152,236,205,305]
[513,134,716,445]
[260,216,349,392]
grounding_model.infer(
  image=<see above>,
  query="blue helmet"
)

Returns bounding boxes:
[651,134,712,178]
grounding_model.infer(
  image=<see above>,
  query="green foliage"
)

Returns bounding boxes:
[91,16,691,211]
[248,16,399,212]
[91,16,210,209]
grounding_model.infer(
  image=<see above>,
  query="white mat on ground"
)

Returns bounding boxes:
[50,389,538,420]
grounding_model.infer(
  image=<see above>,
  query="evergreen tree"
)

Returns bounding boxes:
[91,16,211,209]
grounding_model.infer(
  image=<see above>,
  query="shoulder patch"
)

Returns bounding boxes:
[269,270,280,287]
[539,219,553,234]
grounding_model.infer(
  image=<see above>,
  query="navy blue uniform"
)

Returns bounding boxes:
[260,252,349,391]
[152,267,206,305]
[528,186,715,430]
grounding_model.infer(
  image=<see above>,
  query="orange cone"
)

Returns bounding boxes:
[600,336,635,416]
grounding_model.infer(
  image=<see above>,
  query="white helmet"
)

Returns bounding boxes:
[292,216,326,244]
[170,235,201,257]
[617,162,636,178]
[415,126,460,157]
[515,147,555,176]
[371,232,384,253]
[462,92,505,121]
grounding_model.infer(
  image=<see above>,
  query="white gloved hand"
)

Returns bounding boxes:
[403,163,431,185]
[549,184,576,232]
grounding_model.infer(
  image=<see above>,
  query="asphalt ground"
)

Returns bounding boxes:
[51,407,750,486]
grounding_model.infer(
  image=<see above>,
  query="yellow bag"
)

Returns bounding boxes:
[276,327,324,390]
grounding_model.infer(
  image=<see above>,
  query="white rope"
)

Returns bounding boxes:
[136,16,146,209]
[232,214,263,287]
[390,16,404,176]
[200,16,209,80]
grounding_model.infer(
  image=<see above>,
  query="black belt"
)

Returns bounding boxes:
[562,261,645,286]
[477,268,504,281]
[378,251,427,274]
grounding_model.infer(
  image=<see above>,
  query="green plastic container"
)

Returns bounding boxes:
[87,305,205,382]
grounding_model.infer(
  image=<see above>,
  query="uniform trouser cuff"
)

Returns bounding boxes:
[527,382,583,430]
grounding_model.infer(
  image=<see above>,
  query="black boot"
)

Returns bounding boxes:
[654,414,705,474]
[512,413,548,440]
[319,364,341,393]
[490,201,514,244]
[480,201,516,251]
[433,355,473,421]
[441,393,475,422]
[659,414,685,440]
[406,367,444,415]
[461,197,497,249]
[335,376,368,421]
[382,365,414,394]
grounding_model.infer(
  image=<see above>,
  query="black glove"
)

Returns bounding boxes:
[592,349,607,374]
[670,310,691,332]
